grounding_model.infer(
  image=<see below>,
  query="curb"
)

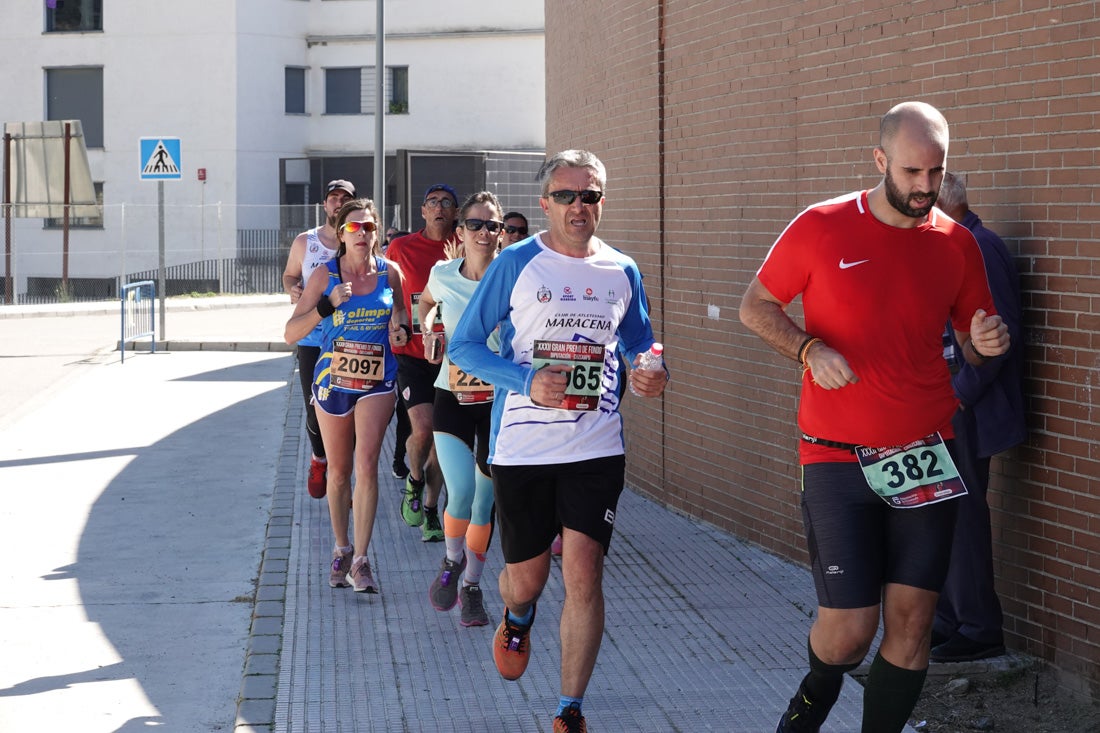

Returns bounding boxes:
[118,341,294,353]
[0,294,289,319]
[235,357,301,732]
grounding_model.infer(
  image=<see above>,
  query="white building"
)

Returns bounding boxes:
[0,0,546,302]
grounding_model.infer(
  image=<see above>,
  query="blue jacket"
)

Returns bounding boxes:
[950,211,1027,457]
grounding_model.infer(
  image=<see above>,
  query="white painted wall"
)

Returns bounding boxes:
[0,0,545,298]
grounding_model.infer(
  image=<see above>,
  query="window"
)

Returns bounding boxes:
[45,0,103,32]
[325,67,364,114]
[388,66,409,114]
[45,181,104,229]
[325,66,407,115]
[285,67,306,114]
[46,67,104,148]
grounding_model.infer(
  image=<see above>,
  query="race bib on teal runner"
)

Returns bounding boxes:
[855,433,968,508]
[531,339,606,411]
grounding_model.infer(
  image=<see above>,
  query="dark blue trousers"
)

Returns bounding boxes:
[934,408,1005,645]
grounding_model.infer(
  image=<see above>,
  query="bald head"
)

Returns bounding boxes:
[879,101,950,157]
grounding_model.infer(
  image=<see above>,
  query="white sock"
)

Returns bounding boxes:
[444,535,464,563]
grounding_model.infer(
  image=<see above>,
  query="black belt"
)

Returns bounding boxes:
[801,433,858,453]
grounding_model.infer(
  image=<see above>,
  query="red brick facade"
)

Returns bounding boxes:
[546,1,1100,698]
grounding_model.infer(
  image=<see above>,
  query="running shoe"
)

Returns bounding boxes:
[459,584,490,627]
[346,557,378,594]
[553,703,588,733]
[429,553,467,611]
[329,548,352,588]
[421,507,445,542]
[776,682,826,733]
[401,477,424,527]
[391,458,409,480]
[492,605,536,681]
[307,456,327,499]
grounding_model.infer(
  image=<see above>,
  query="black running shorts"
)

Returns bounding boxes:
[491,454,626,564]
[800,457,960,609]
[396,354,441,409]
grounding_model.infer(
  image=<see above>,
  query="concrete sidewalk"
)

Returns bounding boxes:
[0,296,938,732]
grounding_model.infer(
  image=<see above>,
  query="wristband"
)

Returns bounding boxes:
[399,323,412,338]
[968,338,991,362]
[316,298,336,319]
[797,336,822,365]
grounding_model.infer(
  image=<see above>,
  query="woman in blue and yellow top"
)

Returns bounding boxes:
[285,198,408,594]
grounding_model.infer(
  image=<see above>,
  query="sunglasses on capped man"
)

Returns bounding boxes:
[546,189,603,206]
[504,224,528,235]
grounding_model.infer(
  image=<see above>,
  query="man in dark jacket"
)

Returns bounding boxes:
[932,172,1027,662]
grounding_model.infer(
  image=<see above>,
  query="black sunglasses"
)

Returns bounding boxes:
[504,224,528,235]
[547,189,603,206]
[462,218,503,233]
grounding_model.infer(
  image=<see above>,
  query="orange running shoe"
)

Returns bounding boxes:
[553,703,588,733]
[492,605,536,681]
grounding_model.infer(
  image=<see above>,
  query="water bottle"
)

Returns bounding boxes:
[629,343,664,396]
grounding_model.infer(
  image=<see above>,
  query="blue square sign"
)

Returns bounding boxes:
[140,137,182,180]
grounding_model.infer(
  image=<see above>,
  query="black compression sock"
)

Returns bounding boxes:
[861,651,927,732]
[801,638,859,718]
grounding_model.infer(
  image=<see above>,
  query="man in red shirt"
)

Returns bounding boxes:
[386,184,460,541]
[740,101,1009,733]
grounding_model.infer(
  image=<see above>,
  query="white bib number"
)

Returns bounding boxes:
[855,433,968,508]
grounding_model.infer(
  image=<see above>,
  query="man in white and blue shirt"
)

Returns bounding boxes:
[450,149,669,733]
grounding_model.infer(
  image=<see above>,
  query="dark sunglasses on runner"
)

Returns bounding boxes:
[546,189,604,206]
[461,219,504,233]
[504,224,528,235]
[341,220,377,234]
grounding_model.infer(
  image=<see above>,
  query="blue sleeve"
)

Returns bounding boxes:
[616,260,657,364]
[449,250,536,397]
[953,227,1021,406]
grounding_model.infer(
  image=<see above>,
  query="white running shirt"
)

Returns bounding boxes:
[449,233,657,466]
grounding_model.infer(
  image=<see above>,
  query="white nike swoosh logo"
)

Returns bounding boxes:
[839,258,870,269]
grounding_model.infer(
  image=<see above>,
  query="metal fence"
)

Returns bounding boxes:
[2,203,321,305]
[120,280,155,362]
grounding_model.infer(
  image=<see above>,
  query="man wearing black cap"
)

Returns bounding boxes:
[282,179,357,500]
[386,184,461,542]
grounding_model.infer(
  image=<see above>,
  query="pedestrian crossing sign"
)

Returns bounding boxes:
[140,137,182,180]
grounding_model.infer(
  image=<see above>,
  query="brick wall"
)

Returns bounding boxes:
[546,0,1100,697]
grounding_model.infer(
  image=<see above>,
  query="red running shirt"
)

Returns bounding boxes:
[757,191,995,464]
[385,229,456,358]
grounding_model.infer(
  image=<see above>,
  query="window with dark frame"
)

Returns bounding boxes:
[45,0,103,32]
[285,67,306,114]
[325,67,362,114]
[388,66,409,114]
[46,66,104,149]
